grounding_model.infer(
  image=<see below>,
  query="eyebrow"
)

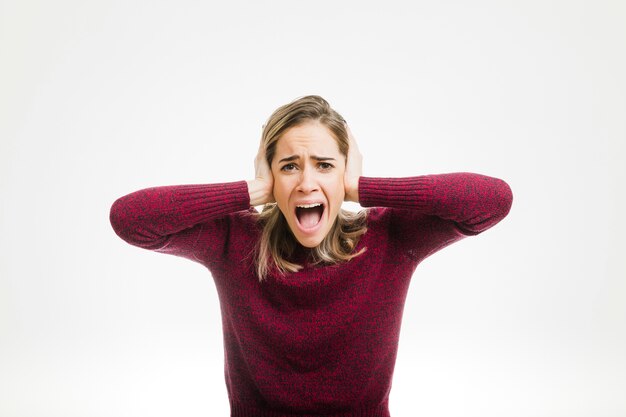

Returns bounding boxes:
[277,155,337,163]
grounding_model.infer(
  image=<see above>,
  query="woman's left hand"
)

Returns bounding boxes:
[344,124,362,202]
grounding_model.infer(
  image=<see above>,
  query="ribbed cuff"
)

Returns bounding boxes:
[358,176,434,211]
[171,180,251,224]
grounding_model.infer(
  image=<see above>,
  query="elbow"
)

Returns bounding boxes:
[109,195,144,245]
[109,194,167,249]
[496,178,514,220]
[482,177,514,232]
[459,176,514,235]
[109,197,130,241]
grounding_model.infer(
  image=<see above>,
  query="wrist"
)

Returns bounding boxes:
[344,177,360,203]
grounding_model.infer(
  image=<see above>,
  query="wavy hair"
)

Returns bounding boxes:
[255,95,367,280]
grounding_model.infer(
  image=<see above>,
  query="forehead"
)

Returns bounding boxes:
[275,122,341,156]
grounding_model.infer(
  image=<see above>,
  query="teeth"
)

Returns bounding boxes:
[296,203,322,209]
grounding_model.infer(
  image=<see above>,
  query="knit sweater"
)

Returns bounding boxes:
[109,173,513,417]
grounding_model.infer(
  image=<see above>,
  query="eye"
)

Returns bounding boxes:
[280,163,298,172]
[318,162,334,171]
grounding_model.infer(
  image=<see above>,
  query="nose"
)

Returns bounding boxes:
[296,166,319,194]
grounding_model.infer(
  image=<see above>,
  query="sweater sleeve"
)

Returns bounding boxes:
[109,181,251,262]
[358,173,513,258]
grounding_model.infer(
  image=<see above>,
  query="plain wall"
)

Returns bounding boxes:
[1,1,625,416]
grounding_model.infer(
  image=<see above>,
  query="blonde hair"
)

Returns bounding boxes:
[255,95,367,280]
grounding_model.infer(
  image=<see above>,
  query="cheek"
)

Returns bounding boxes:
[332,173,346,195]
[324,176,345,206]
[272,178,291,208]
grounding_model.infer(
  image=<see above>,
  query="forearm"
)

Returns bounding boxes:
[110,181,250,248]
[358,173,513,234]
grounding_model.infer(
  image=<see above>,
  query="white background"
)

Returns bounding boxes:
[1,1,625,416]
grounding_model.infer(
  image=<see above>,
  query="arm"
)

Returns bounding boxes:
[110,138,275,261]
[109,181,252,261]
[357,173,513,262]
[358,173,513,236]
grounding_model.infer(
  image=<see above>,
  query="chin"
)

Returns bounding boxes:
[295,235,325,248]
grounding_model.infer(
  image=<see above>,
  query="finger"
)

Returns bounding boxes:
[346,126,359,152]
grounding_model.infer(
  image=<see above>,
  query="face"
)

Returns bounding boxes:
[271,121,346,248]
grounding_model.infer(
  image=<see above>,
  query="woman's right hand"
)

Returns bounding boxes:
[247,139,275,206]
[344,124,362,203]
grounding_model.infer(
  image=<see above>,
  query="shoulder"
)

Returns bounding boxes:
[228,206,261,224]
[363,206,430,231]
[192,207,260,266]
[217,207,261,239]
[363,206,461,260]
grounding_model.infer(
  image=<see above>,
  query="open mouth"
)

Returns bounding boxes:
[295,203,325,230]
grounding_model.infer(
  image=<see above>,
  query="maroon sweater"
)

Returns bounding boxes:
[110,173,513,417]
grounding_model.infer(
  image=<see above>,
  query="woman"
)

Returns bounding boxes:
[110,95,513,417]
